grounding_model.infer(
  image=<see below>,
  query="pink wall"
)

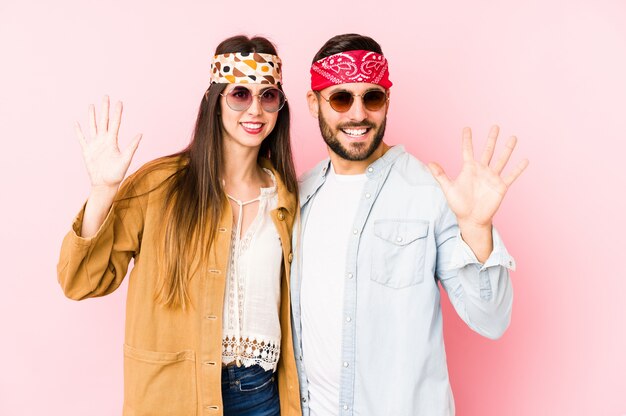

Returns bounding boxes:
[1,0,625,414]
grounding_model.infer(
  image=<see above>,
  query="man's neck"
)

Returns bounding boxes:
[329,142,390,175]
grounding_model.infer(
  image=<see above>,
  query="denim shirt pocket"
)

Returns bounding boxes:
[371,219,429,289]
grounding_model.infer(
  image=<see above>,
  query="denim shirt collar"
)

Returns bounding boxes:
[299,145,406,207]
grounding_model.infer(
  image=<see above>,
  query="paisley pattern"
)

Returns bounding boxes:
[310,49,393,90]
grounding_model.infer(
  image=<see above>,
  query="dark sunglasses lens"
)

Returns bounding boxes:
[328,92,354,112]
[363,90,387,111]
[226,87,252,110]
[260,88,285,112]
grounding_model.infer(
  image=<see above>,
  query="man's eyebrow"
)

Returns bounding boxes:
[324,87,385,94]
[326,87,350,94]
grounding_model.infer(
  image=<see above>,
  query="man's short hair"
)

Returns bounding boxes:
[311,34,383,63]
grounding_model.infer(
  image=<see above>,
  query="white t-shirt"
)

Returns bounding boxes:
[301,164,366,416]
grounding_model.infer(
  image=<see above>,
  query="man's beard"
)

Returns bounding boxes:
[318,111,386,161]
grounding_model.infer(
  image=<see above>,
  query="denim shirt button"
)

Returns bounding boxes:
[343,405,349,410]
[343,361,349,367]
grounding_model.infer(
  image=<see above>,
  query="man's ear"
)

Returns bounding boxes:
[306,90,320,119]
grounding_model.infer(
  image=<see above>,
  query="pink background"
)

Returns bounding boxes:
[1,0,625,414]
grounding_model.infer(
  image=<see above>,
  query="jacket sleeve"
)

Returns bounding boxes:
[57,181,145,300]
[434,202,515,340]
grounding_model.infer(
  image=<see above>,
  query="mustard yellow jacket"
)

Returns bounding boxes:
[57,157,301,416]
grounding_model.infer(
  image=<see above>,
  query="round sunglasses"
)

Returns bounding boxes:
[319,89,388,113]
[220,86,286,113]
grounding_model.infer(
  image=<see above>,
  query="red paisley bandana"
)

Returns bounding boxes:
[310,50,393,91]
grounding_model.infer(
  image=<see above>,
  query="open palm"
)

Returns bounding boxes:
[75,96,142,189]
[428,126,528,227]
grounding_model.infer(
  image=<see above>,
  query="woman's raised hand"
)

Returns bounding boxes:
[75,96,142,191]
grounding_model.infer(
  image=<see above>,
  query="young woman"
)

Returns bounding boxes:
[58,35,301,416]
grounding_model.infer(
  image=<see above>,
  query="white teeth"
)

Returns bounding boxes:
[342,128,367,136]
[242,123,262,129]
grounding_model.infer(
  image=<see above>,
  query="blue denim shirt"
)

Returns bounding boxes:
[290,145,515,416]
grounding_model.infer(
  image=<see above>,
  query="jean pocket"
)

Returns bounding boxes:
[123,344,197,415]
[239,368,276,392]
[371,219,429,289]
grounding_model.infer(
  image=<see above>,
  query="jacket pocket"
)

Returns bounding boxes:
[123,344,197,416]
[371,220,429,289]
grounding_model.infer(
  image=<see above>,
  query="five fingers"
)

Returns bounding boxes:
[76,96,141,155]
[434,125,528,187]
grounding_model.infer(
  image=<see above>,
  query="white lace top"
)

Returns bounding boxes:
[222,169,282,371]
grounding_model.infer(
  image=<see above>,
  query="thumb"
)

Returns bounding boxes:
[427,162,452,191]
[122,133,142,164]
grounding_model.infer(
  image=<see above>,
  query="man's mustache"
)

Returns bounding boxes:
[336,121,377,129]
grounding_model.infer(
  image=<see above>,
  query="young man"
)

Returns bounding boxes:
[290,34,528,415]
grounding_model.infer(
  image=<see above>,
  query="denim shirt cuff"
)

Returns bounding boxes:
[450,227,516,271]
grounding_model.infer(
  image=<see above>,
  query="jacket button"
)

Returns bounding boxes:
[288,252,293,263]
[277,210,285,221]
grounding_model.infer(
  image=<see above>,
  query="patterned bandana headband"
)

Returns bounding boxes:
[310,50,393,91]
[210,52,282,84]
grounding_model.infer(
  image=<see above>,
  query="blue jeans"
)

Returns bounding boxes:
[221,364,280,416]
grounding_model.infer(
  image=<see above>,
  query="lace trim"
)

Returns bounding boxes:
[222,335,280,371]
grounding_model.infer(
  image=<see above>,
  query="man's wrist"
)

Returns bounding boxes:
[458,221,493,263]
